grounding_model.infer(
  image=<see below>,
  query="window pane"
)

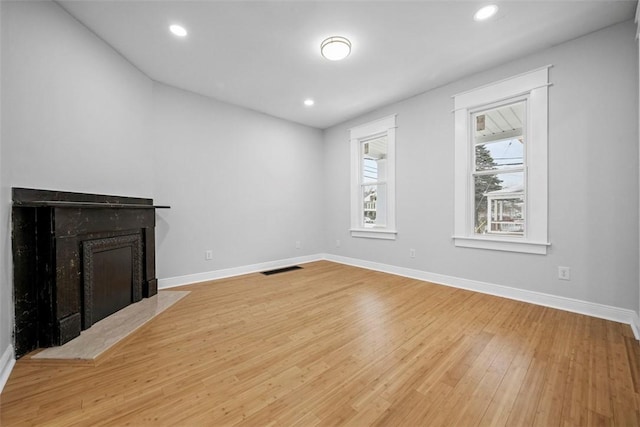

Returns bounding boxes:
[362,136,388,183]
[488,197,524,234]
[473,101,525,171]
[474,172,524,235]
[363,184,387,227]
[475,138,524,171]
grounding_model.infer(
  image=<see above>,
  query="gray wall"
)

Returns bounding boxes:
[0,0,638,370]
[2,1,154,194]
[324,20,639,311]
[0,0,152,363]
[151,82,324,279]
[637,9,640,324]
[0,1,324,361]
[0,0,7,364]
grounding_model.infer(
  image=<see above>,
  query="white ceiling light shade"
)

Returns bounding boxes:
[169,24,188,37]
[304,99,315,106]
[474,5,499,21]
[321,36,351,61]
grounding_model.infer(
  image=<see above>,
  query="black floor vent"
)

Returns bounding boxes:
[261,265,303,276]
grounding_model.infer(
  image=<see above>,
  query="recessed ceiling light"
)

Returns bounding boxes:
[474,5,498,21]
[304,99,315,107]
[169,24,188,37]
[321,36,351,61]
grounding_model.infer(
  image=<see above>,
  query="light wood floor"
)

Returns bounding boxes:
[2,261,639,426]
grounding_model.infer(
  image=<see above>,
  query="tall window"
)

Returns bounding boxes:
[350,115,397,240]
[453,67,550,254]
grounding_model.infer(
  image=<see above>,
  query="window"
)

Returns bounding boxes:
[350,115,397,240]
[453,67,550,254]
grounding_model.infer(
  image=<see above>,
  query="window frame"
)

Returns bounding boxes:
[350,114,397,240]
[453,67,550,254]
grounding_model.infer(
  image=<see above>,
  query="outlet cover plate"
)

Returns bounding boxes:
[558,266,571,281]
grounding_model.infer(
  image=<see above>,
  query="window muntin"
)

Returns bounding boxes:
[350,115,397,240]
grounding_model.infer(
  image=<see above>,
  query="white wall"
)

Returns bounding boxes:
[151,82,324,279]
[324,20,639,312]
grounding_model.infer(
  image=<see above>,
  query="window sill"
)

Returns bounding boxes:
[453,235,549,255]
[351,228,397,240]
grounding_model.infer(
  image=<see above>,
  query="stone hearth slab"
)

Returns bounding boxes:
[32,291,189,360]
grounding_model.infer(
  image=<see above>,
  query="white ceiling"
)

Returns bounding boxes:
[58,1,636,129]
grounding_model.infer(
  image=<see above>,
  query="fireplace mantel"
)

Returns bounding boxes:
[12,188,169,358]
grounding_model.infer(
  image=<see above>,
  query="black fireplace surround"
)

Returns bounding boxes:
[12,188,169,358]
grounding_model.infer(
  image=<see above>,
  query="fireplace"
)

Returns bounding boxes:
[82,234,143,329]
[12,188,169,358]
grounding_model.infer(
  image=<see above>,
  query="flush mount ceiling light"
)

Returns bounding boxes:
[474,5,499,21]
[169,24,188,37]
[304,99,315,107]
[321,36,351,61]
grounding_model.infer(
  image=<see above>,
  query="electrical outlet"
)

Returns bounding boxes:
[558,266,571,281]
[409,248,416,258]
[336,239,341,248]
[205,250,213,261]
[295,241,301,249]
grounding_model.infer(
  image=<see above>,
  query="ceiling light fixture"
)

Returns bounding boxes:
[321,36,351,61]
[474,5,498,21]
[169,24,188,37]
[304,99,315,107]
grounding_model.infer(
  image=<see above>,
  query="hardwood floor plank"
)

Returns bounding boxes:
[1,261,639,426]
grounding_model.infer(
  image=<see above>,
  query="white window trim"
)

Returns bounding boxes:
[453,66,551,255]
[350,114,397,240]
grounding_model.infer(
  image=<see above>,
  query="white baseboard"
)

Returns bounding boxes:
[158,254,324,289]
[324,254,640,340]
[632,312,640,340]
[0,344,15,394]
[157,252,639,340]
